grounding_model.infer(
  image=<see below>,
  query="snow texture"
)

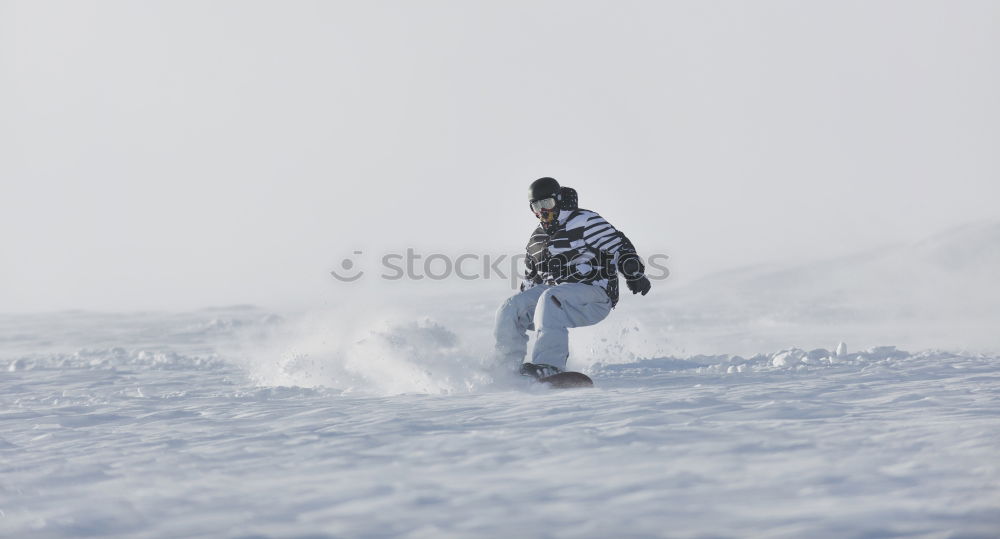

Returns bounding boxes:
[2,225,999,536]
[2,304,999,538]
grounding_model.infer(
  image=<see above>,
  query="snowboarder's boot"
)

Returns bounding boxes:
[519,363,563,380]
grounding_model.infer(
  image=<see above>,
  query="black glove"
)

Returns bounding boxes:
[626,275,651,296]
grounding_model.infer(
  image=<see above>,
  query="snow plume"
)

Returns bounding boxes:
[228,308,494,395]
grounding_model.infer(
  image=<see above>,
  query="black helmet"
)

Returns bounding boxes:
[557,186,578,210]
[528,177,561,201]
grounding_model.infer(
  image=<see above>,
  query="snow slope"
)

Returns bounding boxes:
[2,307,999,537]
[625,221,1000,356]
[2,225,999,537]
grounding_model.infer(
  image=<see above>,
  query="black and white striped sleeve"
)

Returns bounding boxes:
[582,213,645,280]
[581,213,625,254]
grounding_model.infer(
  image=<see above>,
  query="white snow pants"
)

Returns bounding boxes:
[493,283,613,370]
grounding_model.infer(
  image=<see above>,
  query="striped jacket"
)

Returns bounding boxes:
[522,208,644,308]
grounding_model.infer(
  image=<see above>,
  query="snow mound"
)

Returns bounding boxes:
[655,221,1000,355]
[591,345,988,379]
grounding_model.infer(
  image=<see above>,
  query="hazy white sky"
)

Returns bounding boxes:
[2,0,998,312]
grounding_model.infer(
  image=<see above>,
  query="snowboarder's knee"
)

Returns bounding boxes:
[538,288,563,309]
[496,294,527,320]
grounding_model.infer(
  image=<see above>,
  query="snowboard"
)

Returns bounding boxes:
[538,371,594,389]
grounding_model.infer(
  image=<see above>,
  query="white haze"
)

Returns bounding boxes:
[2,0,999,313]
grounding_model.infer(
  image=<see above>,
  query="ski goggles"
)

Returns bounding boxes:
[530,197,557,212]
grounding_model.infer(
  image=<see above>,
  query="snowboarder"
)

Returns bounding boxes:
[494,177,652,380]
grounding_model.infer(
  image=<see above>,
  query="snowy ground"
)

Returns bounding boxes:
[2,305,999,537]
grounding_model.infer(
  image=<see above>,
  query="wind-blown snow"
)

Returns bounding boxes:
[2,306,999,537]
